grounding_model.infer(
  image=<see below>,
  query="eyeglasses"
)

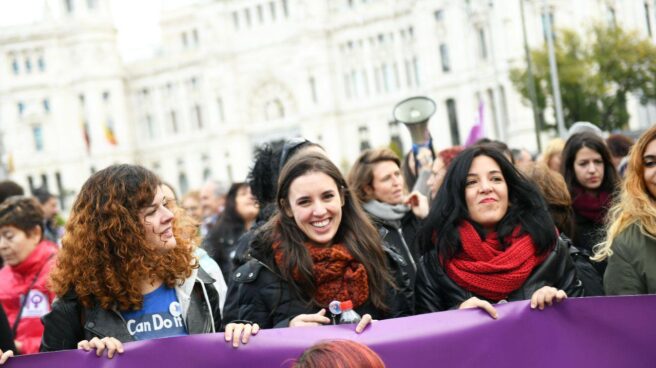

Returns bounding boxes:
[279,137,310,173]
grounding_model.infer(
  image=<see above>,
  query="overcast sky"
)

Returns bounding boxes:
[0,0,162,62]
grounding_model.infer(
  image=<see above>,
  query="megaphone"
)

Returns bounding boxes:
[392,96,436,144]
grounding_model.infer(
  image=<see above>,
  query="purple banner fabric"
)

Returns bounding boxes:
[8,295,656,368]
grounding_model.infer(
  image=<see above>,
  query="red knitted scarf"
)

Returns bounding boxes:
[571,187,611,224]
[445,221,548,302]
[272,241,369,308]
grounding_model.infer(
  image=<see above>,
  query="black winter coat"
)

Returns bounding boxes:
[40,267,221,352]
[222,247,413,329]
[369,211,421,280]
[415,238,584,313]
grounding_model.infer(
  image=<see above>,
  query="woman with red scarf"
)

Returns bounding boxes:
[415,146,583,316]
[224,153,409,332]
[561,132,619,273]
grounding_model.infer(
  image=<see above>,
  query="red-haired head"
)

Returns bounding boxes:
[294,340,385,368]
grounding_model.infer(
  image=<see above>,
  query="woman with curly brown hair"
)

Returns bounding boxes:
[39,164,256,360]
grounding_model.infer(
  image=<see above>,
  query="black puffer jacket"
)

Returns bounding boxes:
[40,267,221,352]
[415,238,584,313]
[222,246,413,329]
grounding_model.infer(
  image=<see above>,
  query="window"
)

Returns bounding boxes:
[17,102,25,116]
[374,66,382,93]
[203,167,212,181]
[169,110,178,134]
[55,172,64,210]
[182,32,188,48]
[434,9,444,21]
[606,5,616,27]
[192,29,199,45]
[87,0,97,9]
[146,114,155,139]
[11,56,19,74]
[264,99,284,120]
[244,8,252,27]
[269,2,277,21]
[27,176,35,192]
[389,121,404,153]
[281,0,289,17]
[217,97,225,123]
[33,125,44,151]
[37,56,45,71]
[102,91,110,102]
[178,173,189,195]
[43,99,50,113]
[193,104,203,129]
[392,63,400,91]
[439,43,451,72]
[64,0,74,13]
[404,59,413,87]
[445,99,461,145]
[361,70,370,96]
[382,63,390,92]
[232,11,240,30]
[309,77,318,103]
[257,4,264,22]
[477,27,488,60]
[412,57,421,86]
[40,174,49,191]
[358,126,371,151]
[344,73,352,98]
[25,56,32,73]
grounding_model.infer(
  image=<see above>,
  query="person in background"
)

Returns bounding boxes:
[425,146,463,201]
[0,180,24,270]
[203,182,259,282]
[511,148,534,173]
[415,145,583,316]
[181,190,203,223]
[0,304,16,363]
[595,125,656,295]
[160,183,228,314]
[0,197,57,355]
[226,153,410,331]
[41,165,255,359]
[294,340,385,368]
[561,132,619,270]
[348,148,429,301]
[539,138,566,173]
[0,181,23,205]
[31,188,62,245]
[606,133,634,177]
[199,180,229,237]
[525,164,604,296]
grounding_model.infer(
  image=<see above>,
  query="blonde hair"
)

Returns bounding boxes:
[540,138,565,167]
[593,126,656,261]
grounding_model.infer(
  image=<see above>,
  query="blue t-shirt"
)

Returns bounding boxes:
[120,284,188,341]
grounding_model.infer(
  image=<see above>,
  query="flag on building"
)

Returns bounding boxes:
[464,100,485,147]
[104,118,118,146]
[81,117,91,153]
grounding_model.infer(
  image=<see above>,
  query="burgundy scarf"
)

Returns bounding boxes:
[445,221,548,302]
[272,241,369,308]
[571,187,611,224]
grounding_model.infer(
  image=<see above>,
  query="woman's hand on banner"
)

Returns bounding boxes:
[530,286,567,310]
[77,336,124,359]
[225,322,260,348]
[459,297,498,319]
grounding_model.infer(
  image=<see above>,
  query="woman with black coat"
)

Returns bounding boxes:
[416,146,583,316]
[224,153,411,332]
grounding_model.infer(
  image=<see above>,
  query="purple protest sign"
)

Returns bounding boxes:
[9,295,656,368]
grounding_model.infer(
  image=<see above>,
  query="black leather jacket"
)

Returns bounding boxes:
[222,247,413,329]
[415,238,584,313]
[40,267,221,352]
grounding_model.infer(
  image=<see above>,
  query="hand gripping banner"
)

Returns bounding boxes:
[9,295,656,367]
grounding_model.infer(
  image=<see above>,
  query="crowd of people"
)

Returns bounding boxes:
[0,122,655,366]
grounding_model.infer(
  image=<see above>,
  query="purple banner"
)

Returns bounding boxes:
[8,296,656,367]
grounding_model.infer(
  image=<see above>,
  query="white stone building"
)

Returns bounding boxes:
[1,0,654,209]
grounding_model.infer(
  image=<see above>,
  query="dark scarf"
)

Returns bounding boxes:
[445,221,548,302]
[272,241,369,308]
[571,187,611,224]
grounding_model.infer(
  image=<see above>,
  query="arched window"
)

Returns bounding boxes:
[178,173,189,195]
[264,99,285,120]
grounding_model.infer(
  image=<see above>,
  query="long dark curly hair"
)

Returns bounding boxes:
[49,164,197,310]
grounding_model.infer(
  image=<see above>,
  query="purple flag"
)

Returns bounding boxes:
[9,296,656,367]
[464,101,485,147]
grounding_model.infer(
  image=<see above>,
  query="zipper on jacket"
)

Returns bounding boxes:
[397,228,417,271]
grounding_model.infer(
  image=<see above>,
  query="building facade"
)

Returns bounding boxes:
[1,0,655,209]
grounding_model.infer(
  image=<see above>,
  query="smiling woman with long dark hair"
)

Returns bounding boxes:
[226,153,409,332]
[416,146,583,316]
